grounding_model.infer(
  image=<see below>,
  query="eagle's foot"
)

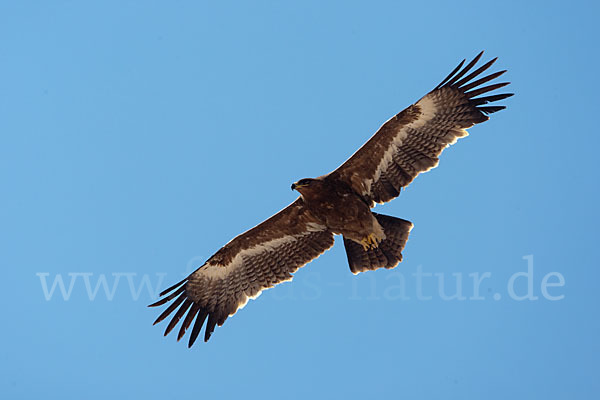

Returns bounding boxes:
[360,233,379,251]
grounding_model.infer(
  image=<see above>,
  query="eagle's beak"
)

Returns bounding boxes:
[291,182,297,191]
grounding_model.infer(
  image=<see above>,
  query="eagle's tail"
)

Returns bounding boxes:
[343,213,413,274]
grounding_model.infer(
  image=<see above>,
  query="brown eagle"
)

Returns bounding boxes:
[149,52,512,346]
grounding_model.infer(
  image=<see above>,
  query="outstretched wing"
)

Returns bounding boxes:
[328,51,513,206]
[149,199,334,346]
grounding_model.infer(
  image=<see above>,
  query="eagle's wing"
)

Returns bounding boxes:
[327,52,512,206]
[149,199,334,346]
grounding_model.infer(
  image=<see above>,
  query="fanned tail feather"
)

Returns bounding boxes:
[343,213,413,274]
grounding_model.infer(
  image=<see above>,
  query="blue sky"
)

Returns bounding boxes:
[1,1,599,399]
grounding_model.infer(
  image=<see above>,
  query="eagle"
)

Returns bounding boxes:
[149,52,512,346]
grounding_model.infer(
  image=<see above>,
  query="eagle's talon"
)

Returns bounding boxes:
[360,233,379,251]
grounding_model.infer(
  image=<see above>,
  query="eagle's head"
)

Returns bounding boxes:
[291,178,317,192]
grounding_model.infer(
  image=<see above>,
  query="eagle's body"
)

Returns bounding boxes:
[150,52,513,346]
[293,177,385,246]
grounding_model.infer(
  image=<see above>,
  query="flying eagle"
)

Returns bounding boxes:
[149,52,512,346]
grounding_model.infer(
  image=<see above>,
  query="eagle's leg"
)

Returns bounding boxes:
[360,233,380,251]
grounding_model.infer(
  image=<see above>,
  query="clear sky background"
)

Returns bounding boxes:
[2,1,599,399]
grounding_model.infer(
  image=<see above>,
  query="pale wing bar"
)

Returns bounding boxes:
[367,51,513,204]
[149,223,334,347]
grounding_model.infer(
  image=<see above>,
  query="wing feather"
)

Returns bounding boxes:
[328,52,513,206]
[149,199,334,346]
